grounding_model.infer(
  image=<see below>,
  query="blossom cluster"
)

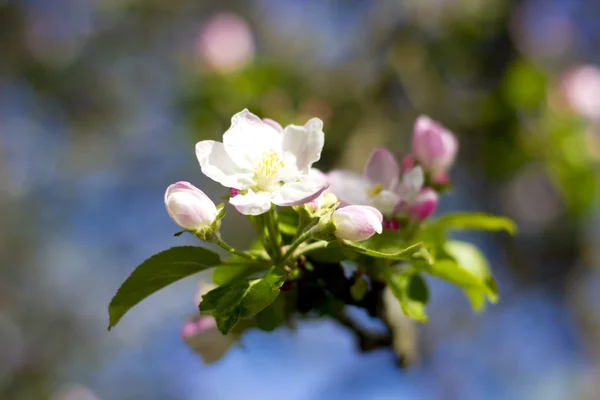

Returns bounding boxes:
[109,107,512,365]
[165,109,458,241]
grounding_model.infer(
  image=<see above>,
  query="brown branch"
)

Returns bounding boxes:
[334,312,392,352]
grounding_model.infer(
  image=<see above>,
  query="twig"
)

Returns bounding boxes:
[334,312,392,352]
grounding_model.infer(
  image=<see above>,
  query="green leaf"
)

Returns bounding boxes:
[445,240,498,310]
[415,240,499,312]
[344,240,433,264]
[347,229,406,253]
[199,266,286,334]
[415,224,446,258]
[255,294,287,332]
[108,246,221,330]
[212,256,270,286]
[463,289,486,312]
[385,271,429,322]
[306,241,357,263]
[435,213,517,235]
[415,259,485,289]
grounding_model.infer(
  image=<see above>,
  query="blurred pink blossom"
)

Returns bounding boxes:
[196,13,255,73]
[560,65,600,120]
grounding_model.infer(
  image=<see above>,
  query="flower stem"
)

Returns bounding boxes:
[292,240,331,258]
[264,207,283,263]
[292,208,308,242]
[214,237,261,261]
[282,221,319,262]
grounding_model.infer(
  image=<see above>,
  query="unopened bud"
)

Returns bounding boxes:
[333,205,383,241]
[412,116,458,174]
[165,182,218,231]
[406,188,438,221]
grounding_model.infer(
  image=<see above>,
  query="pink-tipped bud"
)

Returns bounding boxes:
[165,182,218,231]
[229,188,240,197]
[333,205,383,241]
[407,188,438,221]
[412,116,458,174]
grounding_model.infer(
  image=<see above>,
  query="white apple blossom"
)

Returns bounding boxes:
[394,164,425,206]
[196,109,327,215]
[327,148,424,217]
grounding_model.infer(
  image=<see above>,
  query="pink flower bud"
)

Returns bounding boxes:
[165,182,218,231]
[229,188,240,197]
[406,188,438,221]
[412,116,458,174]
[333,205,383,241]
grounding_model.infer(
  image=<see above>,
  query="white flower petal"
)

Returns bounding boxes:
[223,109,282,163]
[229,190,272,215]
[262,118,283,132]
[271,181,328,206]
[281,118,324,175]
[327,170,370,205]
[363,148,400,189]
[307,168,329,187]
[396,166,424,201]
[371,189,401,216]
[196,140,253,189]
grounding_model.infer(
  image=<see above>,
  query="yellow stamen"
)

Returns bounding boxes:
[256,152,284,178]
[367,184,384,198]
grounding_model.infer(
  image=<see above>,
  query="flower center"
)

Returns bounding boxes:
[255,151,284,191]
